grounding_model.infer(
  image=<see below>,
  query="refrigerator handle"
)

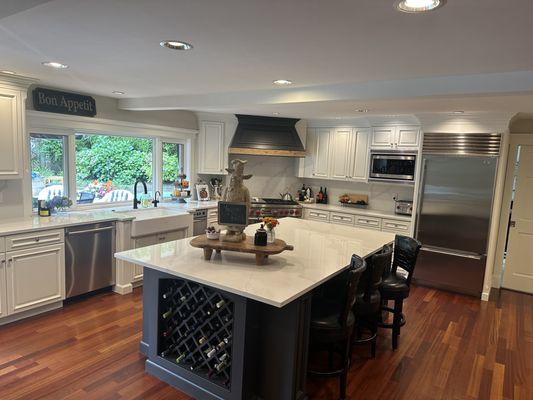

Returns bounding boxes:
[414,157,428,240]
[421,246,485,260]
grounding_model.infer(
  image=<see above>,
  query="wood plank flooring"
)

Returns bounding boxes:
[0,286,531,400]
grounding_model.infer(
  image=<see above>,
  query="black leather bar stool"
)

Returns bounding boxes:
[308,255,366,400]
[379,235,422,350]
[352,246,393,358]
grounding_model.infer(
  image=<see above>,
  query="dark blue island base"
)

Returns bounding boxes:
[140,268,311,400]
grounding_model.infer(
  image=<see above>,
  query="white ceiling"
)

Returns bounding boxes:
[2,0,533,117]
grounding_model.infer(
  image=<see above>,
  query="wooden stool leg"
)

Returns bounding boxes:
[392,299,403,350]
[203,248,213,260]
[340,338,350,400]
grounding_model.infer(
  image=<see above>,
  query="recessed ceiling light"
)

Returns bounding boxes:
[42,61,69,69]
[452,110,465,114]
[160,40,193,50]
[356,108,370,113]
[0,70,16,75]
[395,0,446,13]
[273,79,293,86]
[112,91,125,95]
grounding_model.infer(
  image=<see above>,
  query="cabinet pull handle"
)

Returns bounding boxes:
[35,237,40,242]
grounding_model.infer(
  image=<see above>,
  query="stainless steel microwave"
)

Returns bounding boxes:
[369,152,416,183]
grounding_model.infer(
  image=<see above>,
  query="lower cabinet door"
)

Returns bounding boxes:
[5,243,65,315]
[0,254,7,318]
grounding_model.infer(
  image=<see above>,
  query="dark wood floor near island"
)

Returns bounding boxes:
[0,286,530,400]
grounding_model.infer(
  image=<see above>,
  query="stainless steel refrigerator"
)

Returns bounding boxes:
[414,133,500,296]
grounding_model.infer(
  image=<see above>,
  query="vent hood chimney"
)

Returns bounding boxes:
[229,114,305,157]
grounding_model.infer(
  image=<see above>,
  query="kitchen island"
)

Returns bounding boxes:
[115,218,394,400]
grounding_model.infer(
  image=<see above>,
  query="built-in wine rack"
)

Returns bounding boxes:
[158,279,234,389]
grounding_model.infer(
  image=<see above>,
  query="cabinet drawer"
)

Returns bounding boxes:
[354,215,382,230]
[0,237,5,253]
[330,212,355,226]
[6,229,64,251]
[382,219,411,233]
[208,208,218,222]
[304,209,330,222]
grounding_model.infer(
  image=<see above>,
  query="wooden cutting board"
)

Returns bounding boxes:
[190,234,294,265]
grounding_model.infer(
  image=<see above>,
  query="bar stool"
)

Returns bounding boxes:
[352,246,393,358]
[308,255,366,400]
[379,235,422,350]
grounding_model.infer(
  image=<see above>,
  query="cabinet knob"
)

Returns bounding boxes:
[35,237,40,242]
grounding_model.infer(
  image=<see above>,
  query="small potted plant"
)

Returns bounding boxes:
[262,217,279,244]
[205,226,220,240]
[47,196,73,214]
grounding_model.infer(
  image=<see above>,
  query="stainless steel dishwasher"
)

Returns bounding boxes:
[65,222,116,298]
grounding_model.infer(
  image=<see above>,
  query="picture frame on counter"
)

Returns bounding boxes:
[196,183,210,201]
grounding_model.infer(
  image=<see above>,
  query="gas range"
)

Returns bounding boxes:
[249,197,303,222]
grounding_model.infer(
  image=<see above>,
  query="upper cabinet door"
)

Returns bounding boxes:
[198,121,225,174]
[396,126,420,149]
[329,128,351,180]
[371,126,396,149]
[0,88,23,179]
[349,128,370,181]
[313,128,332,178]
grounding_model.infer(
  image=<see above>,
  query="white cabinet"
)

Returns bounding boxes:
[304,209,330,222]
[132,229,188,281]
[371,126,420,150]
[0,252,7,319]
[371,127,396,149]
[207,208,220,230]
[381,218,411,234]
[354,215,382,230]
[329,129,351,180]
[348,128,370,181]
[0,86,24,179]
[198,121,226,174]
[396,126,420,149]
[313,128,332,178]
[330,212,355,226]
[5,243,65,315]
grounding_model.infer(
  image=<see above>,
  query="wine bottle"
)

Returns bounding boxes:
[162,308,173,319]
[175,353,186,363]
[324,187,328,204]
[206,347,217,358]
[317,187,324,203]
[219,353,229,362]
[162,287,173,299]
[215,361,227,372]
[198,336,208,345]
[216,299,226,309]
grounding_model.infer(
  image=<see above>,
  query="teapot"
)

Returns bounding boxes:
[280,190,294,201]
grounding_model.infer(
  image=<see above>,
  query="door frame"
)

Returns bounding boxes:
[492,134,533,292]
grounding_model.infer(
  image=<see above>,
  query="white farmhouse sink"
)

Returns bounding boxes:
[113,208,192,237]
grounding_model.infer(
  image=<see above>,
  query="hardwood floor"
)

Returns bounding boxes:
[0,286,530,400]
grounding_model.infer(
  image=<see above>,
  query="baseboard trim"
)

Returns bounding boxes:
[0,301,63,326]
[113,283,133,295]
[139,340,149,356]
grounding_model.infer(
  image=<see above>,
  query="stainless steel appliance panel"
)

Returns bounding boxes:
[416,155,497,255]
[65,222,115,298]
[369,153,416,183]
[193,209,208,236]
[415,247,486,296]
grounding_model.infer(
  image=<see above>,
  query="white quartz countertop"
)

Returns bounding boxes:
[0,200,219,236]
[300,203,412,222]
[115,218,395,308]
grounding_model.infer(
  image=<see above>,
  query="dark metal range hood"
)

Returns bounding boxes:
[229,114,305,157]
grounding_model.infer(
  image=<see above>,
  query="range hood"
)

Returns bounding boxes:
[229,114,305,157]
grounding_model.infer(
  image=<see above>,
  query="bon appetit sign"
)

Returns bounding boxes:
[33,87,96,117]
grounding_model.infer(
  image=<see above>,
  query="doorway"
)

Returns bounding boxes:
[497,135,533,294]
